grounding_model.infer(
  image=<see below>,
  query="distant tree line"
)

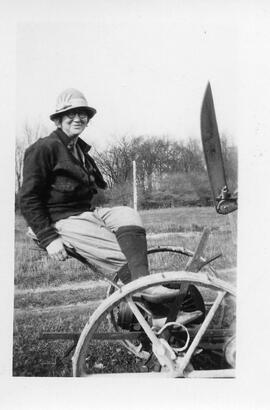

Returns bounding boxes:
[92,135,237,209]
[15,122,238,210]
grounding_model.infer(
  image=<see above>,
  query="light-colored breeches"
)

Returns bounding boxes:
[54,206,144,275]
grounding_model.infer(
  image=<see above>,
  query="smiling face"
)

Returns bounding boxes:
[59,109,89,138]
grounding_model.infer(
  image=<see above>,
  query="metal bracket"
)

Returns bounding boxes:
[185,228,210,273]
[216,186,238,215]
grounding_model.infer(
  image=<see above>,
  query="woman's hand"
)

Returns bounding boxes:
[46,238,68,261]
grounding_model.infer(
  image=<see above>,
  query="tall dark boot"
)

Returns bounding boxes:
[115,225,181,303]
[115,225,149,281]
[116,263,132,285]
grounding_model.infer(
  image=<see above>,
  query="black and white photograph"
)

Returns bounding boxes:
[1,0,270,408]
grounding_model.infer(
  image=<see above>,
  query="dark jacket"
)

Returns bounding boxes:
[20,128,107,248]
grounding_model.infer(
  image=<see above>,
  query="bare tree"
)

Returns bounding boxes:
[93,136,135,188]
[134,137,171,191]
[15,138,25,192]
[15,121,49,192]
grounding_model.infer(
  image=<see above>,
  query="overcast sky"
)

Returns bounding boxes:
[17,5,239,149]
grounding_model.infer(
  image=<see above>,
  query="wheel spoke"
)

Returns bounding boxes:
[176,290,227,376]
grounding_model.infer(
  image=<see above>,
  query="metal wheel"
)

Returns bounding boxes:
[72,270,236,378]
[107,247,202,359]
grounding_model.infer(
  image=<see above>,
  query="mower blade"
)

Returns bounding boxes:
[200,83,228,211]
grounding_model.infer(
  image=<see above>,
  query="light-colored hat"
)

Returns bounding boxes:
[50,88,96,121]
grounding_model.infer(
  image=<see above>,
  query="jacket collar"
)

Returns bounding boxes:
[53,128,91,153]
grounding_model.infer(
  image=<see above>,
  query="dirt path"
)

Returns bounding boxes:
[15,279,107,296]
[14,299,103,316]
[15,267,236,297]
[147,232,200,239]
[146,229,228,240]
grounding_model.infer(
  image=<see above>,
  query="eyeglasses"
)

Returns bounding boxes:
[65,110,89,120]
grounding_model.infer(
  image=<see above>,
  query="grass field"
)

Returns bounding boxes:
[13,207,237,377]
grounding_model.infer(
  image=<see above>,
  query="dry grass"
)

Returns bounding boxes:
[140,206,232,233]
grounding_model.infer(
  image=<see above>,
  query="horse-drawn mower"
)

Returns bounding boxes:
[40,83,237,378]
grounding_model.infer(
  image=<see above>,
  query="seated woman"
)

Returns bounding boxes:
[20,88,179,301]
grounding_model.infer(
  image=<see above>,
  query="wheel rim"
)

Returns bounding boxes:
[72,271,235,377]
